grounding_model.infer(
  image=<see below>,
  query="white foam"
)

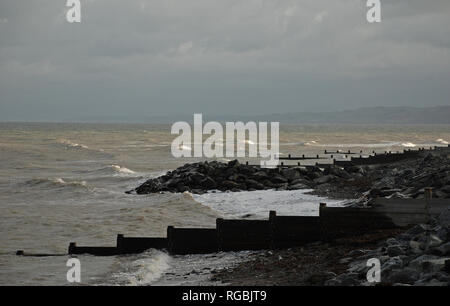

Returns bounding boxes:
[59,139,89,149]
[110,250,171,286]
[110,164,136,174]
[436,138,449,145]
[401,142,417,148]
[192,189,347,218]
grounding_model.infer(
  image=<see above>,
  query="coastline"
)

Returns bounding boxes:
[125,147,450,286]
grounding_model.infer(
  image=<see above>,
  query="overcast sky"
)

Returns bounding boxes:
[0,0,449,122]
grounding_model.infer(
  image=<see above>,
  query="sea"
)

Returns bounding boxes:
[0,122,449,285]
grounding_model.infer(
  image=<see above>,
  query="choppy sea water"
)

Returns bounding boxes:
[0,122,449,285]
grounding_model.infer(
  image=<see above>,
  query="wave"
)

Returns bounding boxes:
[436,138,449,145]
[88,165,138,177]
[23,177,87,189]
[109,250,170,286]
[59,139,89,149]
[279,141,317,146]
[401,142,417,148]
[110,165,136,175]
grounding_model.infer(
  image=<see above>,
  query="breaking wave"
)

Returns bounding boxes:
[110,165,136,175]
[401,142,417,148]
[23,177,87,189]
[109,250,171,286]
[59,139,89,149]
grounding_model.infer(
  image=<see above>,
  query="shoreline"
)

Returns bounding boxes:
[210,228,405,286]
[128,147,450,286]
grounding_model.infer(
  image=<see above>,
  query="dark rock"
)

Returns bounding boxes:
[385,268,420,285]
[227,159,240,168]
[200,176,217,189]
[325,273,360,286]
[439,207,450,229]
[406,224,428,236]
[287,183,309,190]
[314,175,335,185]
[270,174,288,184]
[307,271,337,285]
[281,168,301,181]
[440,185,450,194]
[387,245,406,257]
[251,171,269,180]
[245,179,265,190]
[221,180,242,190]
[432,242,450,256]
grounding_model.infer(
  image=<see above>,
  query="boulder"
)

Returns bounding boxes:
[432,242,450,256]
[287,183,310,190]
[314,175,335,185]
[387,245,406,257]
[409,241,423,255]
[200,176,217,189]
[251,171,269,180]
[408,255,441,271]
[325,273,360,286]
[270,174,288,184]
[245,179,265,190]
[439,207,450,229]
[381,256,403,274]
[385,268,420,285]
[406,224,428,236]
[281,168,301,181]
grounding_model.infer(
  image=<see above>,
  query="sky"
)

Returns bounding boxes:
[0,0,449,122]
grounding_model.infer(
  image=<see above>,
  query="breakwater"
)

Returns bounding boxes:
[17,198,448,257]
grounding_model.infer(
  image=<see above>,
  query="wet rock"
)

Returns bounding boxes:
[414,279,448,286]
[385,268,420,285]
[306,271,337,285]
[439,207,450,229]
[347,249,368,257]
[427,235,443,248]
[221,180,242,190]
[386,238,399,246]
[408,255,441,271]
[325,166,351,179]
[270,174,288,184]
[245,179,265,190]
[432,242,450,256]
[407,224,428,236]
[440,185,450,194]
[409,241,423,255]
[325,273,360,286]
[287,183,309,190]
[381,256,403,274]
[387,245,406,257]
[251,171,269,180]
[314,175,335,185]
[281,168,301,181]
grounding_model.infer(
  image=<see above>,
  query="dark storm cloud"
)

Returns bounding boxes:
[0,0,449,121]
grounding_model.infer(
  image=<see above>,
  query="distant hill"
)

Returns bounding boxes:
[228,106,450,125]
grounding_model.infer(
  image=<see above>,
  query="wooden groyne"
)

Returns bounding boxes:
[117,234,167,254]
[269,210,322,249]
[217,219,271,251]
[272,145,450,168]
[51,196,447,257]
[167,226,217,255]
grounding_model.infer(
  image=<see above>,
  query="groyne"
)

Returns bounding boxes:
[17,197,446,257]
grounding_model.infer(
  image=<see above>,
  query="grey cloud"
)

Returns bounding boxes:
[0,0,449,121]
